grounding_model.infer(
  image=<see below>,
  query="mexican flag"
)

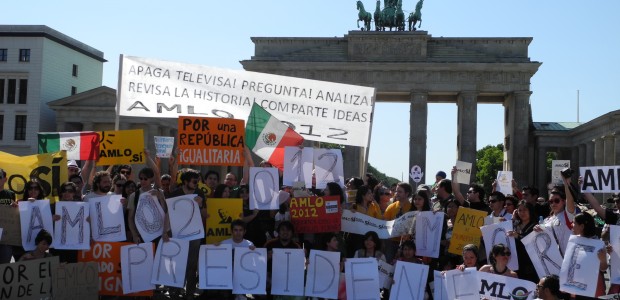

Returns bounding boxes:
[38,131,100,160]
[246,103,304,170]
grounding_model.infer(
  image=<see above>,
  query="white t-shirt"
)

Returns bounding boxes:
[484,209,513,225]
[221,238,254,248]
[543,209,575,256]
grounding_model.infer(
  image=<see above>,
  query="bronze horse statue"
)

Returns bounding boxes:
[395,0,405,31]
[356,1,372,31]
[408,0,423,31]
[374,0,382,31]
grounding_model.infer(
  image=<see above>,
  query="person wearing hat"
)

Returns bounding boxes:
[67,160,81,177]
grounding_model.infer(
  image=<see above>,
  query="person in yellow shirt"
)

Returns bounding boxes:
[382,182,412,262]
[351,185,383,219]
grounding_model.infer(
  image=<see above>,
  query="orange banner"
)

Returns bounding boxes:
[177,116,245,166]
[78,242,153,296]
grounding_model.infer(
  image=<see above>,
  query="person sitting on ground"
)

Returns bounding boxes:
[20,229,53,261]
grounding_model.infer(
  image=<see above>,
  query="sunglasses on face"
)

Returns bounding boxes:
[467,190,475,194]
[27,185,39,190]
[549,198,562,204]
[120,170,130,175]
[497,251,511,256]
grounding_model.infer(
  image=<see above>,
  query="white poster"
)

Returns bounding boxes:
[119,56,375,147]
[121,243,154,294]
[341,210,416,239]
[580,166,620,193]
[433,271,448,300]
[134,192,165,242]
[271,248,306,296]
[415,211,444,258]
[314,149,345,189]
[477,271,535,299]
[444,268,479,300]
[521,228,563,279]
[552,160,570,185]
[151,238,190,288]
[496,171,513,195]
[18,199,54,251]
[233,247,267,295]
[198,244,233,290]
[53,201,91,250]
[249,167,280,210]
[455,160,473,184]
[409,165,424,183]
[89,194,127,242]
[611,225,620,284]
[305,250,340,299]
[559,235,605,297]
[389,261,429,300]
[345,258,380,300]
[154,136,175,158]
[166,194,205,240]
[378,260,395,290]
[480,220,519,270]
[282,146,313,188]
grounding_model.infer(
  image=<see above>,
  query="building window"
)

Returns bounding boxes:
[18,79,28,104]
[72,64,78,77]
[71,86,77,95]
[14,115,27,140]
[0,79,4,103]
[0,115,4,140]
[19,49,30,62]
[7,79,16,104]
[0,49,7,62]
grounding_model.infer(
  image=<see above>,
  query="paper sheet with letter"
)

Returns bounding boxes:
[19,199,54,251]
[166,194,205,241]
[89,194,127,242]
[121,243,155,294]
[199,244,233,290]
[389,261,429,300]
[53,201,91,250]
[233,247,267,295]
[521,227,563,279]
[559,235,605,297]
[271,248,306,296]
[345,258,380,300]
[480,220,518,270]
[305,250,340,299]
[151,238,190,288]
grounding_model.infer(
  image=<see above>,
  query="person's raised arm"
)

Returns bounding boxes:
[239,146,255,186]
[144,148,161,188]
[168,149,178,186]
[563,176,576,214]
[81,160,94,194]
[451,166,465,205]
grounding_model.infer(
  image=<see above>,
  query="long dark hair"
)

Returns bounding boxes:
[22,179,46,200]
[513,200,536,227]
[326,182,345,203]
[410,190,430,211]
[355,186,371,205]
[574,212,597,238]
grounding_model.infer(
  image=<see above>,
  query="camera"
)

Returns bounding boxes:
[560,168,574,178]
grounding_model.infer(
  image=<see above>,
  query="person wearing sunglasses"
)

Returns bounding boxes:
[484,191,512,225]
[111,174,127,195]
[478,243,518,278]
[50,181,83,263]
[534,175,577,256]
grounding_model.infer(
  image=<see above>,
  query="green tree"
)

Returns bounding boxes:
[476,144,504,193]
[367,163,400,187]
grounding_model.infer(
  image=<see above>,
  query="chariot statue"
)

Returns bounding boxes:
[356,1,372,31]
[408,0,423,31]
[357,0,424,32]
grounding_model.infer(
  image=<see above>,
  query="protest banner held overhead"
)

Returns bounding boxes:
[177,116,245,166]
[97,129,145,165]
[290,195,340,233]
[0,151,67,202]
[118,55,375,147]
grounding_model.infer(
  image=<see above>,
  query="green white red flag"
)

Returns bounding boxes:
[37,131,100,160]
[245,103,304,170]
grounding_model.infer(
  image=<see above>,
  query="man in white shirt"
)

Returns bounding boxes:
[220,219,255,249]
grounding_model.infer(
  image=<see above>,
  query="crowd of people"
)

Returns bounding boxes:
[0,149,619,300]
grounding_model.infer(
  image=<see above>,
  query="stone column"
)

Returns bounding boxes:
[410,91,428,185]
[147,124,159,154]
[536,146,547,192]
[585,140,595,166]
[82,121,93,131]
[507,91,531,185]
[595,137,604,166]
[457,91,477,183]
[615,133,620,165]
[604,134,615,165]
[343,146,362,179]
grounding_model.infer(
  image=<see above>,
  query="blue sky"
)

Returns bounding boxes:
[5,0,619,184]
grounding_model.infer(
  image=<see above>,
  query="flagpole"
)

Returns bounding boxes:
[114,54,123,131]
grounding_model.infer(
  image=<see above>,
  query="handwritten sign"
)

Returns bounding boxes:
[78,242,153,296]
[496,171,513,195]
[121,243,155,294]
[580,165,620,193]
[521,227,563,279]
[477,271,535,300]
[389,261,429,300]
[290,196,340,233]
[560,235,605,297]
[0,256,58,300]
[198,244,233,290]
[118,55,375,147]
[305,250,340,299]
[53,201,91,250]
[415,211,444,258]
[610,225,620,284]
[448,207,487,255]
[552,160,570,185]
[444,267,479,300]
[154,136,174,158]
[233,247,268,295]
[89,195,126,242]
[151,238,190,288]
[345,258,380,300]
[283,146,313,188]
[455,160,473,184]
[0,151,67,202]
[249,167,280,210]
[134,192,165,242]
[18,199,54,251]
[314,149,344,188]
[177,116,245,166]
[97,129,145,165]
[340,210,416,239]
[206,198,242,244]
[166,194,205,241]
[0,205,22,246]
[52,262,99,299]
[480,221,518,270]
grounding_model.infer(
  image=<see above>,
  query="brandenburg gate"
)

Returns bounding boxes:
[241,31,541,184]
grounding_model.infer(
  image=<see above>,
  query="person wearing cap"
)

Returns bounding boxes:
[67,160,81,178]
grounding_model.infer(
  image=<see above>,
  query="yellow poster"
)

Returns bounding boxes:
[206,198,243,244]
[448,206,487,255]
[0,151,67,202]
[97,129,145,165]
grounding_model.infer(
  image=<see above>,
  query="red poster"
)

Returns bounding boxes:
[290,195,341,233]
[78,242,153,296]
